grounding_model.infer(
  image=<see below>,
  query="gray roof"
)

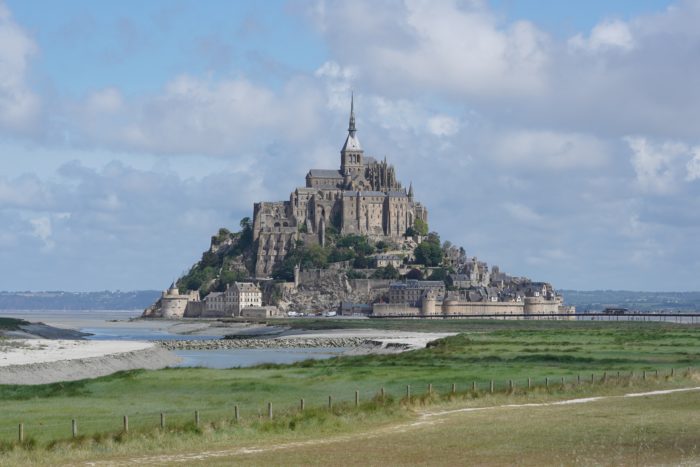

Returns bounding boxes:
[390,280,445,290]
[342,133,362,152]
[449,274,470,281]
[308,169,343,179]
[387,191,407,198]
[358,191,386,197]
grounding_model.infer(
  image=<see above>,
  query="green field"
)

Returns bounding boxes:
[1,320,699,464]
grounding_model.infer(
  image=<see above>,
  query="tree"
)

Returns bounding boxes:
[405,268,423,280]
[372,264,400,279]
[414,236,443,267]
[428,267,449,282]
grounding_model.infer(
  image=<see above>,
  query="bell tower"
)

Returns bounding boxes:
[340,93,364,178]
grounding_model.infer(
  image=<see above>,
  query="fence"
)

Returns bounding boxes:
[1,366,694,445]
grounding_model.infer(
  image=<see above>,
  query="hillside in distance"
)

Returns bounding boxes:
[0,290,161,311]
[561,290,700,312]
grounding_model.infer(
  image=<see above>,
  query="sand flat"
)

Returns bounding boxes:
[0,339,153,367]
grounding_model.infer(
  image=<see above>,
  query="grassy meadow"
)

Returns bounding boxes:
[1,319,699,464]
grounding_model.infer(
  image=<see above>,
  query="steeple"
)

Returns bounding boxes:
[408,182,414,200]
[341,93,363,177]
[348,92,356,134]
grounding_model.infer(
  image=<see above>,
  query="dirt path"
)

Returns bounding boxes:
[83,386,700,466]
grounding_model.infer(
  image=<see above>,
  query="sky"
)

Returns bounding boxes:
[1,0,698,292]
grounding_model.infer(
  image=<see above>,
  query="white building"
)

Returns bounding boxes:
[224,282,262,316]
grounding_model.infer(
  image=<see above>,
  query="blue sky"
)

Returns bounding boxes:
[2,0,699,292]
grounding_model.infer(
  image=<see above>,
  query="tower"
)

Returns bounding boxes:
[340,93,364,178]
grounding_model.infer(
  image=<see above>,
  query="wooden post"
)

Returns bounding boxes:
[617,371,620,380]
[561,377,565,388]
[428,383,432,395]
[195,410,200,426]
[545,377,549,389]
[407,384,411,399]
[235,405,240,421]
[671,368,675,377]
[300,399,305,411]
[160,413,165,429]
[380,387,385,400]
[472,381,476,392]
[655,369,658,378]
[643,370,646,381]
[328,395,333,410]
[603,372,607,382]
[591,373,594,384]
[630,371,634,379]
[577,374,580,385]
[268,402,273,419]
[72,419,77,438]
[527,377,531,389]
[18,423,23,443]
[490,380,494,394]
[123,415,128,433]
[355,390,359,407]
[452,383,456,394]
[509,379,513,392]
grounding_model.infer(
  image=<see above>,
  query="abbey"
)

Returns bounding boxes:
[253,96,428,276]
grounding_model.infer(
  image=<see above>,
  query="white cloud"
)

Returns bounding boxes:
[312,0,550,97]
[427,115,458,137]
[490,130,609,171]
[686,148,700,182]
[501,202,542,223]
[0,0,40,133]
[625,136,698,194]
[568,20,635,53]
[29,216,54,250]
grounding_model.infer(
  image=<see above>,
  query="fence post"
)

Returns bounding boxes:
[655,369,658,378]
[490,380,494,394]
[300,399,305,411]
[18,423,23,443]
[577,374,580,385]
[603,372,607,383]
[235,405,240,422]
[380,387,385,400]
[123,415,128,433]
[195,410,200,426]
[161,412,165,429]
[355,390,359,407]
[591,373,594,384]
[509,379,513,392]
[452,383,456,394]
[472,381,476,392]
[428,384,432,395]
[561,377,565,388]
[617,371,620,380]
[406,385,411,400]
[268,402,273,419]
[328,395,333,410]
[72,419,77,438]
[527,377,531,389]
[671,368,675,377]
[545,377,549,389]
[643,370,646,381]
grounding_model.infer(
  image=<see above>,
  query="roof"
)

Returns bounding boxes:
[387,191,407,198]
[390,280,445,290]
[231,282,260,293]
[449,274,470,281]
[308,169,343,179]
[204,292,223,300]
[342,133,362,152]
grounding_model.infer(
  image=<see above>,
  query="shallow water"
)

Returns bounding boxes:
[173,347,346,368]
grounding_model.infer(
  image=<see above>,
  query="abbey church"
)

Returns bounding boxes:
[253,97,428,276]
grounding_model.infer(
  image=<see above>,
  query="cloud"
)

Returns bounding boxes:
[625,136,699,194]
[0,0,41,134]
[310,0,550,98]
[489,129,610,171]
[29,216,54,250]
[568,20,635,53]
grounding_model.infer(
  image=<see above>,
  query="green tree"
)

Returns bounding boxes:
[405,268,424,280]
[372,264,400,279]
[414,236,443,267]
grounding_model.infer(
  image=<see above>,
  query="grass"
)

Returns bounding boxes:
[0,317,28,331]
[0,320,699,463]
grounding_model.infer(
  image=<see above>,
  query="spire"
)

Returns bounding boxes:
[408,182,414,199]
[348,91,356,134]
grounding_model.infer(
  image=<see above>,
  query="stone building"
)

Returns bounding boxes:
[387,280,446,307]
[253,96,428,276]
[224,282,263,316]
